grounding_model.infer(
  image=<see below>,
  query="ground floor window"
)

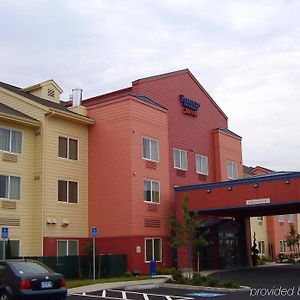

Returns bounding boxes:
[57,240,78,256]
[0,240,20,258]
[145,238,162,262]
[279,240,286,253]
[258,241,265,256]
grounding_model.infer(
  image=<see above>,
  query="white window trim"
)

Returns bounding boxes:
[0,174,22,201]
[227,160,238,180]
[288,214,294,223]
[142,136,159,162]
[278,215,285,223]
[143,179,160,204]
[173,148,188,171]
[57,179,79,204]
[144,237,162,263]
[279,240,286,253]
[57,240,79,256]
[0,126,23,155]
[58,135,79,161]
[195,154,208,175]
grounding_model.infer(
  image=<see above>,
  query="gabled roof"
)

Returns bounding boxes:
[0,81,70,112]
[0,81,93,124]
[132,69,228,120]
[22,79,63,94]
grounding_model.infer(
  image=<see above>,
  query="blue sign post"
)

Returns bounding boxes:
[2,227,8,260]
[91,227,98,280]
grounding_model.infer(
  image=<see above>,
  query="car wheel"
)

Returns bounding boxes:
[0,291,11,300]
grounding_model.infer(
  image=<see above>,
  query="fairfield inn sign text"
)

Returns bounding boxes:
[179,94,200,117]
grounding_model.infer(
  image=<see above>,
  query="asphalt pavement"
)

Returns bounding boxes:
[68,264,300,299]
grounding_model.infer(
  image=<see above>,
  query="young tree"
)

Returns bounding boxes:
[170,193,210,273]
[285,224,300,258]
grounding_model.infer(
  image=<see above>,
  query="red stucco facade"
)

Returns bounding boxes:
[82,69,243,273]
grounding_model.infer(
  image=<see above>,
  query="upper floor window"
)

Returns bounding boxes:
[278,215,285,223]
[195,154,208,175]
[142,137,159,162]
[58,180,78,203]
[58,137,78,160]
[288,214,294,223]
[173,148,188,171]
[0,175,21,200]
[227,161,238,179]
[57,240,78,256]
[144,179,160,203]
[0,128,22,154]
[257,216,263,221]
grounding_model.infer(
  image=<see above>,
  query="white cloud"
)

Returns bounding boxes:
[1,0,300,171]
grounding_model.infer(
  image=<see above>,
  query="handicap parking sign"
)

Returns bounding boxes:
[1,227,8,239]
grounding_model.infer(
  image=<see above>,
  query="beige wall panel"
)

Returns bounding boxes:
[43,116,88,238]
[0,119,42,256]
[0,90,46,121]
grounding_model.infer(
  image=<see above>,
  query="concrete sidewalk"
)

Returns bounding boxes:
[69,277,169,294]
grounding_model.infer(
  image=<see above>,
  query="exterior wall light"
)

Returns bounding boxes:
[285,179,291,184]
[207,189,212,193]
[227,186,232,191]
[253,183,259,188]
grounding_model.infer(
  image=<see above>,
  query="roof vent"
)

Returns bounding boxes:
[72,89,83,107]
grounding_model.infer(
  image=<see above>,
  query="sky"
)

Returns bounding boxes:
[1,0,300,171]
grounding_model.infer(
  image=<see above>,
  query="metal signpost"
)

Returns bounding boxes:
[91,227,98,280]
[2,227,8,260]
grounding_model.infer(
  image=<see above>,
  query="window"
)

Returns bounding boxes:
[173,148,187,170]
[0,240,20,258]
[288,214,294,223]
[0,175,21,200]
[258,241,265,256]
[57,240,78,256]
[280,240,286,253]
[257,216,263,221]
[58,180,78,203]
[145,238,162,262]
[58,137,78,160]
[0,128,22,154]
[142,137,159,162]
[144,180,160,203]
[278,215,285,223]
[227,161,238,179]
[195,154,208,175]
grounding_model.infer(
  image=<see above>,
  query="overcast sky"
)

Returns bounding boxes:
[1,0,299,171]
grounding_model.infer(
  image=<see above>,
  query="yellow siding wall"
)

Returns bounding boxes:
[43,116,88,238]
[0,119,42,256]
[250,216,268,256]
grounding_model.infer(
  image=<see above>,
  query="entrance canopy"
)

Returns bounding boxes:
[174,172,300,218]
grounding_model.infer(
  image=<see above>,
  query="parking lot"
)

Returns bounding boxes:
[68,264,300,299]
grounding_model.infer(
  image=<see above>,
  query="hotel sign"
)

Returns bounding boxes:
[246,198,271,206]
[179,94,200,117]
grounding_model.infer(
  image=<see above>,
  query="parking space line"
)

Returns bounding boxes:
[71,289,195,300]
[143,293,150,300]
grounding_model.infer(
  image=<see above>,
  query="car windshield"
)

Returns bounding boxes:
[10,261,51,275]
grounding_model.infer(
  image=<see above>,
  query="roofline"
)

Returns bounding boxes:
[0,112,41,127]
[23,79,64,94]
[174,172,300,191]
[82,87,132,107]
[82,94,168,114]
[0,85,94,125]
[46,108,95,125]
[132,69,228,120]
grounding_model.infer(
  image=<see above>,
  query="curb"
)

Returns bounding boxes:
[69,277,250,294]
